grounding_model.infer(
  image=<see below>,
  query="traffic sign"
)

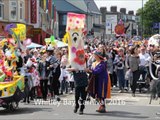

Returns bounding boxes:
[153,22,160,29]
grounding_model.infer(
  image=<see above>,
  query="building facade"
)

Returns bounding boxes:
[100,6,137,40]
[0,0,56,44]
[54,0,103,39]
[0,0,25,36]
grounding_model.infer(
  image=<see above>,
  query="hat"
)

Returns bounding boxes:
[93,50,104,60]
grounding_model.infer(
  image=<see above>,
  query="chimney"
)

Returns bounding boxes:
[110,6,117,12]
[100,7,107,22]
[128,11,134,15]
[120,8,126,14]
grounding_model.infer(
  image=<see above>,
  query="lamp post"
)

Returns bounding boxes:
[142,0,143,40]
[87,2,90,35]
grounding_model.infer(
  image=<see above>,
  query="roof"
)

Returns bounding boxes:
[54,0,100,15]
[54,0,86,13]
[65,0,88,13]
[84,0,101,15]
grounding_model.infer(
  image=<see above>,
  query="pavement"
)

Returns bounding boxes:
[0,89,160,120]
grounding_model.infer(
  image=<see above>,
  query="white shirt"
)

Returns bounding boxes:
[139,52,151,66]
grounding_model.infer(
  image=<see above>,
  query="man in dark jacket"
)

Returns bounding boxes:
[46,46,61,100]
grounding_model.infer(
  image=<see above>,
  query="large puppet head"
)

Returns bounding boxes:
[64,13,86,70]
[148,34,160,47]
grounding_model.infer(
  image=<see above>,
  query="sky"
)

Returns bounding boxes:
[95,0,148,14]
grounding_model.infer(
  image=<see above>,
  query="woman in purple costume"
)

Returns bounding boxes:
[86,50,109,113]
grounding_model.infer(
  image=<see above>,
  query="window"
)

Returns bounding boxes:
[20,2,23,20]
[60,15,67,25]
[0,0,4,19]
[10,1,17,20]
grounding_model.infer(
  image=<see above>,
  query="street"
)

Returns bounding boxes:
[0,90,160,120]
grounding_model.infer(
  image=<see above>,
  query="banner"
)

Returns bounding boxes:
[30,0,37,23]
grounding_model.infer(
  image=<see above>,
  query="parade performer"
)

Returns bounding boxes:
[64,12,88,115]
[86,50,111,113]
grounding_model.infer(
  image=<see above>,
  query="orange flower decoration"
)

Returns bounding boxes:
[74,49,85,65]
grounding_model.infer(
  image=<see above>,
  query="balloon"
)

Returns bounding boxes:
[23,38,32,46]
[45,38,51,45]
[50,35,55,42]
[5,24,16,34]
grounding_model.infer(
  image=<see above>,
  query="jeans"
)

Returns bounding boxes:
[49,77,60,97]
[113,71,117,86]
[139,66,147,81]
[117,69,125,90]
[69,81,74,91]
[40,79,48,99]
[60,79,68,94]
[131,70,140,93]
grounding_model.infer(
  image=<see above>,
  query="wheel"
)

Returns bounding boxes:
[9,102,19,111]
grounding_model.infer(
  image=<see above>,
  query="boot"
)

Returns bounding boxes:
[74,104,79,113]
[96,105,106,113]
[79,105,85,115]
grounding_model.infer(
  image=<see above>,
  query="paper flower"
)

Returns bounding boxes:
[74,49,85,65]
[71,47,76,53]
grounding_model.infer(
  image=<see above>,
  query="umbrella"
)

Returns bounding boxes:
[55,39,68,48]
[44,38,68,48]
[26,42,43,49]
[148,34,160,47]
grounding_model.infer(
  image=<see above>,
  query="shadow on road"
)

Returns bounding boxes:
[0,107,53,115]
[84,110,149,119]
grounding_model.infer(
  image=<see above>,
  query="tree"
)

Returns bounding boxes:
[137,0,160,36]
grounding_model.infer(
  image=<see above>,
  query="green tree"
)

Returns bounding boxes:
[137,0,160,36]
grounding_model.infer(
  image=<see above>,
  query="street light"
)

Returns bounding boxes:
[142,0,144,39]
[87,2,90,35]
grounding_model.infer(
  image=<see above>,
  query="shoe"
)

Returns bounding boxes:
[74,105,79,113]
[79,109,83,115]
[54,95,61,101]
[96,105,106,113]
[86,97,91,101]
[132,93,135,97]
[74,108,78,113]
[70,91,73,94]
[118,90,124,93]
[124,88,128,92]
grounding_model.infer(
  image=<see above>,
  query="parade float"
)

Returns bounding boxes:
[0,23,27,111]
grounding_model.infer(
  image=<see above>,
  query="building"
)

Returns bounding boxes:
[0,0,25,37]
[25,0,55,44]
[84,0,104,38]
[54,0,103,39]
[100,6,137,40]
[0,0,56,44]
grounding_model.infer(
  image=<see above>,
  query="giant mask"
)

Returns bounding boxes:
[63,13,86,70]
